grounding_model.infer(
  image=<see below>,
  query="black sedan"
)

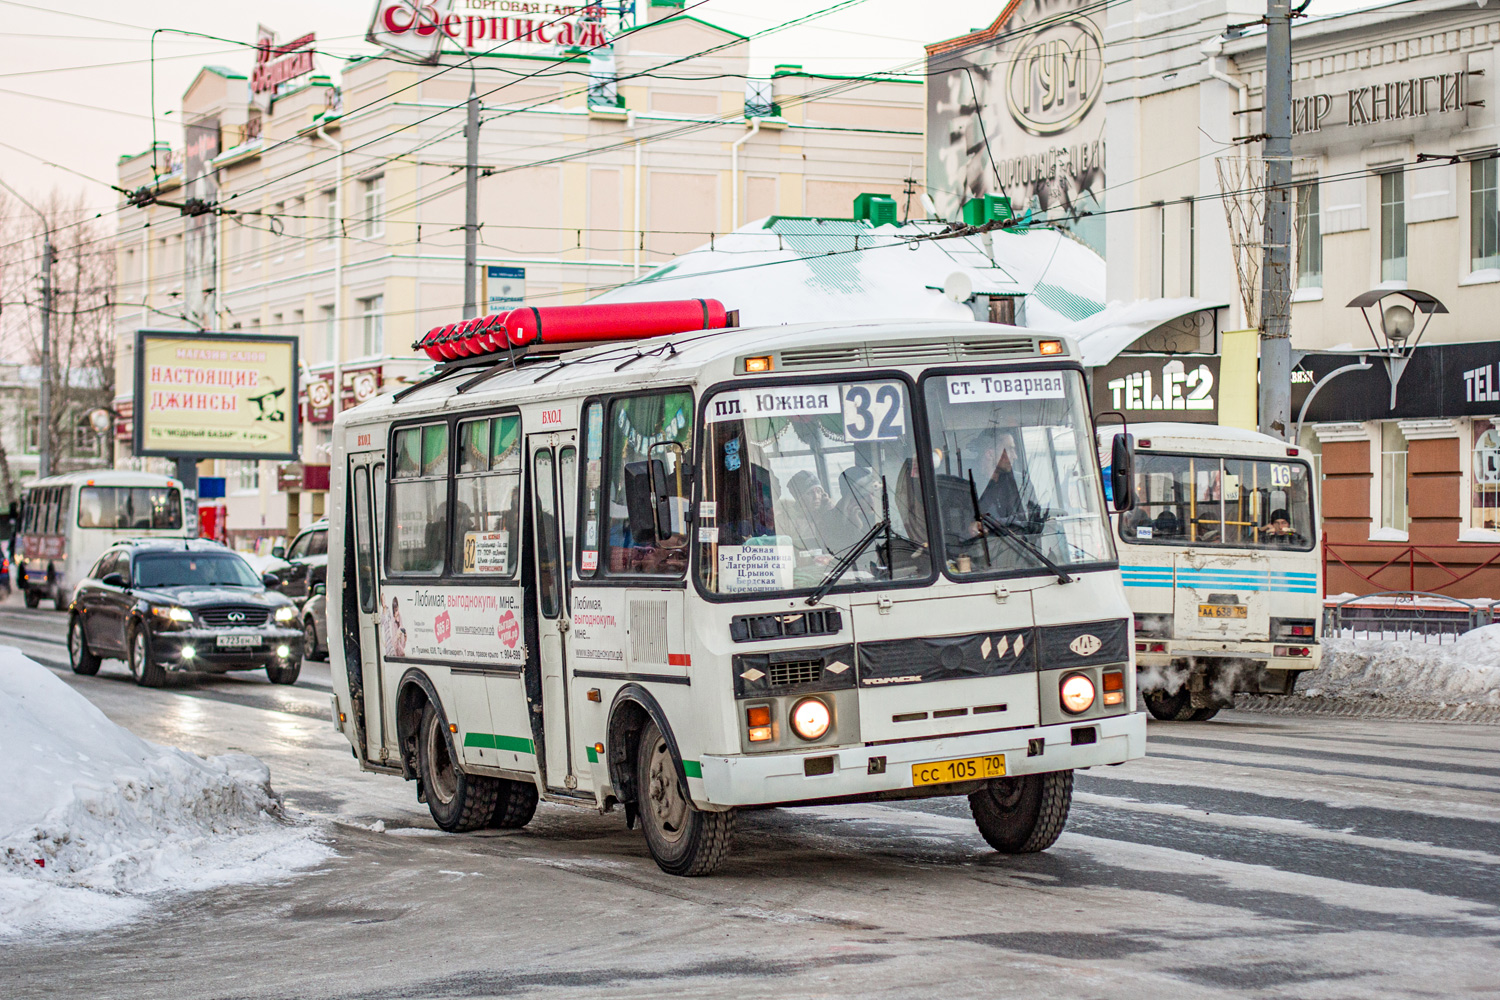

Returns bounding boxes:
[67,539,303,687]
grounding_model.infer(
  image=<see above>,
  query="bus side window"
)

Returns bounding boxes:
[604,391,693,577]
[558,446,577,579]
[353,466,376,613]
[451,415,522,576]
[579,402,603,577]
[388,424,448,575]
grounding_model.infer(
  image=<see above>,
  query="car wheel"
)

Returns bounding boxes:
[303,616,326,662]
[266,659,301,685]
[417,701,499,832]
[636,720,735,876]
[67,615,101,676]
[129,627,167,688]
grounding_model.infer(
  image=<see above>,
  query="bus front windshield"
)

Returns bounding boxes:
[1121,453,1315,550]
[923,369,1114,577]
[699,381,932,595]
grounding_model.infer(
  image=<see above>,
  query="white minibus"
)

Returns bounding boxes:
[329,302,1147,875]
[1103,423,1322,720]
[17,470,189,609]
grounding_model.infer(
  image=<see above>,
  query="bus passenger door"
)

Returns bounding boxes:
[348,453,389,761]
[528,435,576,790]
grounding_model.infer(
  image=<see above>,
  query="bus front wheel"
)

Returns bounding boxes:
[969,770,1073,854]
[416,701,498,833]
[636,720,734,877]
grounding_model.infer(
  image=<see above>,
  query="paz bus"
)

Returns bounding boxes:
[17,470,189,610]
[1102,423,1321,721]
[328,300,1147,875]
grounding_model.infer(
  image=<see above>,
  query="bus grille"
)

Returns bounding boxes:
[199,605,270,627]
[778,346,864,369]
[768,659,823,689]
[953,338,1036,359]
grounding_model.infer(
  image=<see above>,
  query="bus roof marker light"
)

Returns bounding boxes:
[744,355,773,374]
[1038,340,1064,355]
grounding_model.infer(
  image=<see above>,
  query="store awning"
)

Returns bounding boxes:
[1065,298,1229,367]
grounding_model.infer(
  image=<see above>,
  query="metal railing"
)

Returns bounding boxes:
[1322,537,1500,594]
[1323,590,1494,644]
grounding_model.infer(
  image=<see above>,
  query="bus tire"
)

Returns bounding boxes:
[969,770,1073,854]
[636,720,734,877]
[52,592,67,612]
[1143,686,1197,721]
[128,626,167,688]
[417,701,499,833]
[488,780,539,829]
[24,589,40,609]
[1190,707,1221,721]
[67,614,101,676]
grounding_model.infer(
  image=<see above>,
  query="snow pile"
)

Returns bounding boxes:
[1302,626,1500,709]
[0,648,330,937]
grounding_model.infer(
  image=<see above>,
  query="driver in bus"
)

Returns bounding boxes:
[1265,508,1304,546]
[971,431,1028,534]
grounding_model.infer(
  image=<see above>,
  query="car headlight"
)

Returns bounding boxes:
[151,605,194,623]
[274,606,298,623]
[789,697,831,741]
[1060,673,1096,714]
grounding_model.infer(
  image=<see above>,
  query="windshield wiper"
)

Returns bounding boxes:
[969,471,1072,585]
[806,477,893,606]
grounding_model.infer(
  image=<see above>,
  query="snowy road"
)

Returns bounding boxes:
[2,605,1498,999]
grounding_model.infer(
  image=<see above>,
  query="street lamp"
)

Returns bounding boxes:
[0,177,53,479]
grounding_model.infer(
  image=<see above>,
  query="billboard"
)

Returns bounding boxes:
[133,330,300,459]
[926,0,1105,253]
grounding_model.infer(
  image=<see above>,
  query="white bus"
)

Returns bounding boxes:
[1104,423,1321,721]
[17,470,189,610]
[329,303,1147,875]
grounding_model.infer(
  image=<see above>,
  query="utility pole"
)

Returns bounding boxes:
[463,83,480,320]
[1258,0,1294,439]
[0,179,54,478]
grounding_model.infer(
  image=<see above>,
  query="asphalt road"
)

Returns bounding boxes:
[3,601,1498,1000]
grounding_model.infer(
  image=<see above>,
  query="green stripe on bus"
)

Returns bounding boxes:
[682,760,703,779]
[585,745,599,763]
[463,732,535,754]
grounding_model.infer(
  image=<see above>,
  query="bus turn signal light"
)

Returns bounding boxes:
[1102,670,1125,706]
[747,705,773,742]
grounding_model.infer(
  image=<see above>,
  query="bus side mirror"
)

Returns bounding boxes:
[1111,433,1136,513]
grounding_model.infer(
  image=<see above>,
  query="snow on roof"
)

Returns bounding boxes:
[590,217,1106,330]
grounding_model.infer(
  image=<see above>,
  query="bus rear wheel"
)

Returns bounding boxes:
[636,720,734,876]
[488,780,539,829]
[417,701,498,833]
[24,589,40,609]
[1143,686,1198,721]
[969,770,1073,854]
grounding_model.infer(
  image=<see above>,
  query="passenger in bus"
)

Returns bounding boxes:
[785,470,857,558]
[1153,508,1183,538]
[1265,508,1305,546]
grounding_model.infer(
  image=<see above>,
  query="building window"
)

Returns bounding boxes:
[1380,170,1406,282]
[1473,421,1500,529]
[1297,180,1322,288]
[289,195,304,242]
[74,416,101,457]
[234,460,260,492]
[1380,422,1408,532]
[360,295,384,357]
[1472,157,1500,272]
[324,188,337,242]
[24,413,38,454]
[321,304,336,360]
[362,176,383,238]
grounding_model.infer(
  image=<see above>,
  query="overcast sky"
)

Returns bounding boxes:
[0,0,1009,218]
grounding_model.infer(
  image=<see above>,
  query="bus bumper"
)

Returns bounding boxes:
[695,711,1146,808]
[1136,642,1322,675]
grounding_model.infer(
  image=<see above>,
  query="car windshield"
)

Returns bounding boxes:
[922,369,1114,577]
[133,553,261,588]
[698,380,932,595]
[1120,453,1315,550]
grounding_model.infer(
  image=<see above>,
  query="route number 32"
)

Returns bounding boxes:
[843,382,905,442]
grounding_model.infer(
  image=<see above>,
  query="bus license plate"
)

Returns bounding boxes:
[1198,604,1248,619]
[912,754,1006,787]
[217,635,262,648]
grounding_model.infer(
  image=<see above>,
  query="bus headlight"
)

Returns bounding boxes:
[1060,673,1096,714]
[789,697,831,741]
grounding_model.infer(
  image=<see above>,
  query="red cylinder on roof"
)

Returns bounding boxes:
[502,299,729,348]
